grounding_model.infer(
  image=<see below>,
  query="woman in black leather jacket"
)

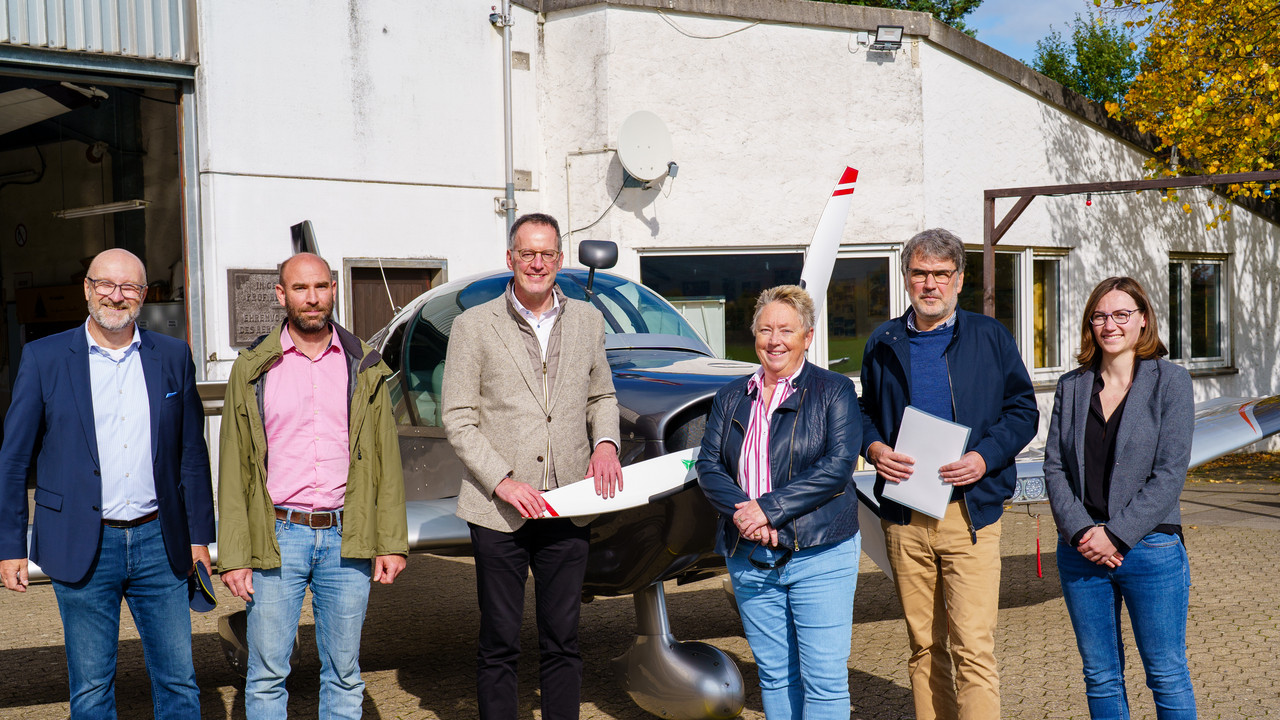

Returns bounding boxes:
[696,285,863,720]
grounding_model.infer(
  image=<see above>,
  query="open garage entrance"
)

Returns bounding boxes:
[0,69,188,421]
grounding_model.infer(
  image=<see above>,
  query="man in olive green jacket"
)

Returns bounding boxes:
[218,252,407,719]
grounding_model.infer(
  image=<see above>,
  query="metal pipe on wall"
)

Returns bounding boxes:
[500,0,515,232]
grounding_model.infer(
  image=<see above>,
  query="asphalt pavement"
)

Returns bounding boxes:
[2,477,1278,719]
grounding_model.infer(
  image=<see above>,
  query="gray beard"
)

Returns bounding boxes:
[88,300,140,331]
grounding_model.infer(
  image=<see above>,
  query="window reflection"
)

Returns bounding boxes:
[1190,262,1221,358]
[641,254,804,363]
[827,257,890,375]
[1168,263,1183,360]
[1033,258,1061,368]
[959,251,1019,340]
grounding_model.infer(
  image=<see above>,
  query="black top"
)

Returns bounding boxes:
[1075,369,1182,555]
[1084,371,1128,522]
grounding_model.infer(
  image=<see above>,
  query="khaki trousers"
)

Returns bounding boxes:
[882,501,1002,720]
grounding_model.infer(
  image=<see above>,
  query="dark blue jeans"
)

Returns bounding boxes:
[1057,533,1196,719]
[51,519,199,720]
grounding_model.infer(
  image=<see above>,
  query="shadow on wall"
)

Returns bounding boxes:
[1035,104,1280,409]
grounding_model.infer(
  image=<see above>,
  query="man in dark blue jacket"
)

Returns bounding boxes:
[859,229,1038,720]
[0,249,214,719]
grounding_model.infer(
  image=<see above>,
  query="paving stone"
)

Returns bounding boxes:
[3,477,1279,718]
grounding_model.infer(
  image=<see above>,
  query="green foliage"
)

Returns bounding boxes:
[819,0,984,34]
[1031,13,1139,105]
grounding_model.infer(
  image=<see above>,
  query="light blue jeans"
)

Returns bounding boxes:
[245,517,372,720]
[52,519,200,720]
[1057,532,1196,720]
[726,533,861,720]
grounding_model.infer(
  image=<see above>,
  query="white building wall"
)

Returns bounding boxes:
[539,6,925,281]
[193,0,539,378]
[182,0,1277,448]
[535,4,1279,449]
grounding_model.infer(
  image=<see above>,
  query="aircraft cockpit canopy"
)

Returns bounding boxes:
[384,269,712,428]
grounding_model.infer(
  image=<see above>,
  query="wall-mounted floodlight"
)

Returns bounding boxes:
[870,25,903,51]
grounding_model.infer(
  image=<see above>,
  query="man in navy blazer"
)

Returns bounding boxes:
[0,248,215,719]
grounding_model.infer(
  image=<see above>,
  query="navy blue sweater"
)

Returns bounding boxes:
[858,309,1039,532]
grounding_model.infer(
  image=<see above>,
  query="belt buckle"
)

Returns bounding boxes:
[308,512,332,529]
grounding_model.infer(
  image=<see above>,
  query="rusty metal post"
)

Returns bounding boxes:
[983,196,995,318]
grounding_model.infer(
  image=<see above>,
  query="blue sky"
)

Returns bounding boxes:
[967,0,1100,64]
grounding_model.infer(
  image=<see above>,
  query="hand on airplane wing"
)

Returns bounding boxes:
[868,441,914,483]
[940,451,987,487]
[0,558,28,593]
[221,568,255,602]
[585,441,623,499]
[373,555,407,584]
[495,477,547,518]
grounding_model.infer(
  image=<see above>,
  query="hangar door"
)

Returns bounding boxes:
[0,71,189,420]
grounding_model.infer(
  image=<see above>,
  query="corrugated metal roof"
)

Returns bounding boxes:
[1,0,196,64]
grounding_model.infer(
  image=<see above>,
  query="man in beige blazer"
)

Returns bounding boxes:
[442,212,622,720]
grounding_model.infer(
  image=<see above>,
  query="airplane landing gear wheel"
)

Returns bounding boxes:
[613,582,744,719]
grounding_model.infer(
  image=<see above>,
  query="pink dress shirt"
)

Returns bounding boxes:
[263,326,350,511]
[737,366,800,499]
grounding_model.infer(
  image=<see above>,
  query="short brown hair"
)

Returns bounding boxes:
[751,285,815,334]
[1075,276,1167,366]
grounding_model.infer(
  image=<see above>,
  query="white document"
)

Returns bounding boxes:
[880,406,971,520]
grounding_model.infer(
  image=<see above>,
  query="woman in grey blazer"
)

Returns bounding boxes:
[1043,276,1196,720]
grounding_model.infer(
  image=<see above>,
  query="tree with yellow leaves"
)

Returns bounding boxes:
[1098,0,1279,226]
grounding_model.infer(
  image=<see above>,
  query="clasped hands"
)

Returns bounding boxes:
[1077,525,1123,568]
[734,500,778,547]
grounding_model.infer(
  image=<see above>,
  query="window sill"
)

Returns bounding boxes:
[1185,365,1239,379]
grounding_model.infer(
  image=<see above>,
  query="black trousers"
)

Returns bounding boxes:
[469,518,590,720]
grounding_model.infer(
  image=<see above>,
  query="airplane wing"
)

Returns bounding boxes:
[1188,395,1280,466]
[540,448,699,518]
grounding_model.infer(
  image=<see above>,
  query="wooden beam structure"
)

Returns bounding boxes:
[981,170,1280,316]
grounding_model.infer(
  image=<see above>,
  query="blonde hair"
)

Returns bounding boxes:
[751,285,815,334]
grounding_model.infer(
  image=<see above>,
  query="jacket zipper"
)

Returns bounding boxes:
[542,358,551,491]
[945,353,978,545]
[728,396,747,555]
[787,388,806,550]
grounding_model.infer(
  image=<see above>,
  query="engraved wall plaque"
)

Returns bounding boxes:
[228,269,285,346]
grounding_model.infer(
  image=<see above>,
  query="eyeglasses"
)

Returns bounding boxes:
[512,249,561,264]
[86,277,147,299]
[1089,309,1141,326]
[907,268,957,285]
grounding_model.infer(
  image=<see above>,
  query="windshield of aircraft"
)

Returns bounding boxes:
[393,271,711,428]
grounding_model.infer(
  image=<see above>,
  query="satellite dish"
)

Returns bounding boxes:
[617,111,674,183]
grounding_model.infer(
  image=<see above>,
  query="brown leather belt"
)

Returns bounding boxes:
[102,510,159,528]
[275,507,342,529]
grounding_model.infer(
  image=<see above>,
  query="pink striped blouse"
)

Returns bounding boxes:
[737,367,801,499]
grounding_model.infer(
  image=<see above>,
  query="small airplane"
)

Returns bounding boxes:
[16,168,1280,720]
